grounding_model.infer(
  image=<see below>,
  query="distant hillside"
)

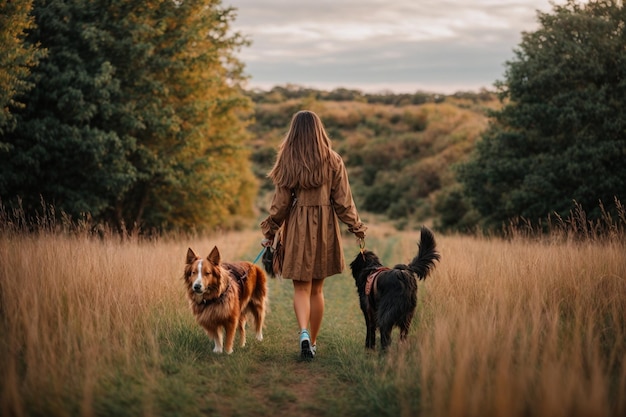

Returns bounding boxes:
[246,85,500,230]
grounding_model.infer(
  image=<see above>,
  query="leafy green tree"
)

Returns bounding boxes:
[458,0,626,230]
[95,0,255,231]
[0,0,135,221]
[0,0,254,232]
[0,0,44,136]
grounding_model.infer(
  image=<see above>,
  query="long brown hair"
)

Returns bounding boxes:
[268,110,340,189]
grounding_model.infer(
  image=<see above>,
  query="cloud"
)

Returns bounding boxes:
[226,0,579,93]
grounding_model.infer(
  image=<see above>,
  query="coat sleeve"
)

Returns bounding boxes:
[330,159,367,238]
[260,186,293,239]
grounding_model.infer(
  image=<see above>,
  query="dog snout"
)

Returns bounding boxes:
[193,283,202,292]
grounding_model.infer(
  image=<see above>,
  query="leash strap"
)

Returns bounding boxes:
[252,247,266,264]
[358,238,365,253]
[358,237,366,260]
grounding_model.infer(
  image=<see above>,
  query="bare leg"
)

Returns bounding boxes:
[292,280,312,331]
[309,279,325,346]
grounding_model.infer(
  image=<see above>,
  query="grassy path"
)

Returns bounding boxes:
[142,229,427,417]
[150,263,381,417]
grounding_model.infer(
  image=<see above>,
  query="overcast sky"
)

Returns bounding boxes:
[226,0,584,94]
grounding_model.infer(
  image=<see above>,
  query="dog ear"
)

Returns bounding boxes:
[186,248,198,265]
[208,246,221,265]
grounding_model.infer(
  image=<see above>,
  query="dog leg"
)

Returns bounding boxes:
[399,326,409,341]
[238,315,247,347]
[380,325,393,351]
[207,328,223,353]
[223,319,237,354]
[252,309,264,341]
[250,299,266,341]
[365,312,376,349]
[399,313,414,342]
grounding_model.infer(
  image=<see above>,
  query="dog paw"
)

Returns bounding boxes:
[225,349,233,354]
[256,333,263,341]
[213,346,223,354]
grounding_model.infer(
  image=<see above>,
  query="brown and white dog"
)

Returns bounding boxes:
[184,246,268,354]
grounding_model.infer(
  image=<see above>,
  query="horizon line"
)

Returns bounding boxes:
[241,80,498,96]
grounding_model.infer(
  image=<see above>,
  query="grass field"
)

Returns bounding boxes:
[1,219,625,417]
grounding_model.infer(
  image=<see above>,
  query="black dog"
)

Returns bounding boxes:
[350,226,440,351]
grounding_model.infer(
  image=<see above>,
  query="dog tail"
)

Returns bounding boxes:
[408,226,441,280]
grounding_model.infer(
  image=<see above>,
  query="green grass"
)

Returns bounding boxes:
[98,276,384,417]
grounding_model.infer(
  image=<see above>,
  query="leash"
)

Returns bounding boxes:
[252,247,266,264]
[358,237,366,260]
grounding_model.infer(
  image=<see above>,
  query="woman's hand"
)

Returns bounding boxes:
[261,238,273,247]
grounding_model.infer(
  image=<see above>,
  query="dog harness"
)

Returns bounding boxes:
[223,263,249,283]
[365,267,390,296]
[199,264,249,306]
[200,280,230,305]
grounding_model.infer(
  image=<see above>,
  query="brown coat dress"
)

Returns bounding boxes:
[260,158,366,281]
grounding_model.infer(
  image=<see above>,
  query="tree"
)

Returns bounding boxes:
[458,0,626,230]
[0,0,44,136]
[94,0,255,231]
[0,0,255,232]
[0,0,135,221]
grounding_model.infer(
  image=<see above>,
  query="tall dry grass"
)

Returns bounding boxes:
[0,209,261,416]
[376,229,626,417]
[1,204,625,416]
[2,233,164,415]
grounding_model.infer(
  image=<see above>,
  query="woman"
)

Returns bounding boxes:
[260,110,367,359]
